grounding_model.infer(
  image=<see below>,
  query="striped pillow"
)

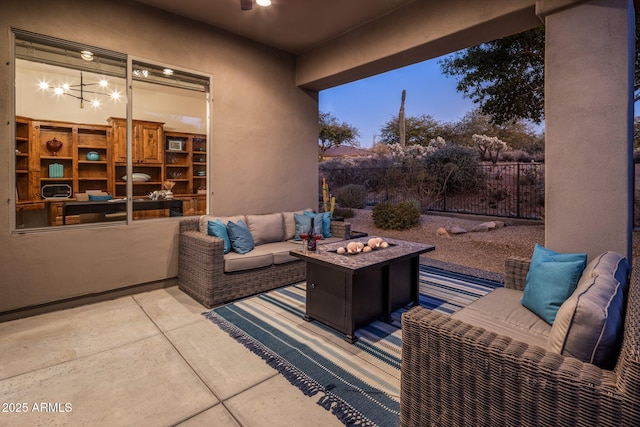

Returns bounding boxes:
[547,252,630,369]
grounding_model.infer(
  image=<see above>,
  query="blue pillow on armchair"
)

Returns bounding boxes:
[226,219,255,254]
[521,244,587,324]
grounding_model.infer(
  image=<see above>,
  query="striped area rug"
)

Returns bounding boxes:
[204,265,502,426]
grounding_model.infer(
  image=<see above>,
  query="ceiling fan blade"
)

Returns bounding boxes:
[241,0,252,10]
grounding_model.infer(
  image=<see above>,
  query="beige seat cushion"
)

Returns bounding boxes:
[547,251,629,369]
[264,241,302,264]
[452,287,551,349]
[223,247,273,272]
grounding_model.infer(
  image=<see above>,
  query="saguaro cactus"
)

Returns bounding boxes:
[399,89,406,147]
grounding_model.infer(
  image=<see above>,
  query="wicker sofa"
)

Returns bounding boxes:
[401,252,638,427]
[178,211,350,308]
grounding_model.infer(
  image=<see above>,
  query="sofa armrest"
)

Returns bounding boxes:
[330,220,351,240]
[178,229,226,306]
[504,256,530,291]
[179,217,200,233]
[401,305,624,427]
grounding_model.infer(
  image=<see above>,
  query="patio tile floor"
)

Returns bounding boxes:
[0,287,343,426]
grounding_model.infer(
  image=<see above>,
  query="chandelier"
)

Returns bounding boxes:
[39,70,121,109]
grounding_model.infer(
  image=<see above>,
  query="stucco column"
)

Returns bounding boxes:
[540,0,634,260]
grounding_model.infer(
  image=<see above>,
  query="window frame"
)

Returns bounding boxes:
[11,30,211,233]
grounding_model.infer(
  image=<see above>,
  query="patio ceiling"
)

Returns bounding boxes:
[133,0,417,55]
[132,0,543,90]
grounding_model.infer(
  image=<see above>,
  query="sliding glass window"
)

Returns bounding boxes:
[13,31,209,230]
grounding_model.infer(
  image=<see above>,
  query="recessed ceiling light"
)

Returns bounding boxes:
[256,0,271,6]
[163,68,174,76]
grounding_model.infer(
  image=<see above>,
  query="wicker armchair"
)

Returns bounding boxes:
[400,257,640,427]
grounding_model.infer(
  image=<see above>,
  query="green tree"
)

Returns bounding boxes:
[379,113,445,146]
[318,112,360,161]
[452,109,542,154]
[441,18,640,125]
[440,26,545,125]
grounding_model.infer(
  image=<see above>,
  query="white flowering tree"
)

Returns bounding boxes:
[385,137,447,162]
[472,134,509,164]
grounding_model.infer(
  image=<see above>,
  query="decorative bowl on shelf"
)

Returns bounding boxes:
[46,138,63,156]
[86,151,100,161]
[121,173,151,182]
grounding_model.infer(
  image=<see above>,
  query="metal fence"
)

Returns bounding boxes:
[320,162,545,220]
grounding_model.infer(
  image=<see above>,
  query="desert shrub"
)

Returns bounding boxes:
[500,150,533,162]
[332,207,354,218]
[372,201,421,230]
[423,144,485,194]
[336,184,367,209]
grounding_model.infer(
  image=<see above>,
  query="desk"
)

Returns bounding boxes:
[290,237,435,343]
[62,199,183,224]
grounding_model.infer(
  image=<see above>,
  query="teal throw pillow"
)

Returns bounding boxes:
[303,211,328,238]
[226,219,255,254]
[521,244,587,324]
[322,211,332,238]
[88,194,113,201]
[294,213,312,240]
[315,211,332,238]
[207,219,231,254]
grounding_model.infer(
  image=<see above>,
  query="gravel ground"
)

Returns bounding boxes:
[344,209,639,281]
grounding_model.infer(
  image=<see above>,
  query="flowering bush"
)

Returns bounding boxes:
[385,137,447,161]
[472,134,509,164]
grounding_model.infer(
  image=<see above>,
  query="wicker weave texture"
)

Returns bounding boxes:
[503,256,530,291]
[178,217,350,308]
[400,258,639,427]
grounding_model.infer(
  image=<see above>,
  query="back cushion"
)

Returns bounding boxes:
[198,215,245,234]
[246,213,285,245]
[547,252,630,369]
[282,209,311,240]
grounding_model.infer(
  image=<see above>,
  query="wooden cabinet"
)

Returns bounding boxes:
[76,125,111,194]
[192,136,207,193]
[108,118,163,164]
[31,120,111,198]
[175,194,206,216]
[164,132,208,198]
[15,116,206,224]
[164,132,193,195]
[137,121,164,163]
[15,117,36,201]
[109,118,165,198]
[114,164,163,198]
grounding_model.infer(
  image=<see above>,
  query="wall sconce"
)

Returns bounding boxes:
[39,71,121,108]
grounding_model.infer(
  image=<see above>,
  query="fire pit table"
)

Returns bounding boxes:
[290,237,435,343]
